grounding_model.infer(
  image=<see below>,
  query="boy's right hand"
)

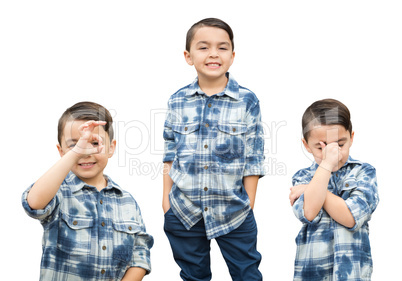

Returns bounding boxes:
[319,141,342,172]
[71,120,106,158]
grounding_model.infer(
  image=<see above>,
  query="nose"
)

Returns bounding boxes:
[209,48,219,57]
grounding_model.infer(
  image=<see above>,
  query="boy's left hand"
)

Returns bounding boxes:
[289,185,307,206]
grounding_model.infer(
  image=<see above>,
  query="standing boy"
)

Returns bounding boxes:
[163,18,265,281]
[22,102,153,281]
[289,99,379,280]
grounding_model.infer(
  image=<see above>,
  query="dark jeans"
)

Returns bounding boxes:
[164,209,263,281]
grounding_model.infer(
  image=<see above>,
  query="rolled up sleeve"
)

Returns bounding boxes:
[130,207,154,273]
[344,166,379,231]
[243,101,265,177]
[21,184,58,222]
[163,100,177,163]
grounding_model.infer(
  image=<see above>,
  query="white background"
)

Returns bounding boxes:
[1,0,401,280]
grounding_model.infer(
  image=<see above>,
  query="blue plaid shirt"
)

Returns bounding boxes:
[163,73,265,239]
[22,172,153,281]
[292,156,379,280]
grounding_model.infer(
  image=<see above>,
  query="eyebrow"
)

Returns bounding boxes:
[196,41,231,46]
[314,137,348,146]
[65,138,78,144]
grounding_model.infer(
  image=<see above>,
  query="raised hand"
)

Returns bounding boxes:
[319,141,342,172]
[71,120,107,157]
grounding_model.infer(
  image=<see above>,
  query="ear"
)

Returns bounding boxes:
[108,139,117,158]
[57,144,65,157]
[184,50,193,66]
[349,131,355,147]
[229,51,235,66]
[302,138,312,153]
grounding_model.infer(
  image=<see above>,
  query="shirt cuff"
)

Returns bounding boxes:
[345,196,371,231]
[293,194,323,225]
[21,185,57,221]
[243,155,265,177]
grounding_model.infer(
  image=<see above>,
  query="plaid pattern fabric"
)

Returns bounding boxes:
[22,172,153,280]
[292,157,379,280]
[163,73,265,239]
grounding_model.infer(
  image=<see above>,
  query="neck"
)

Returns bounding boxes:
[81,175,107,191]
[198,74,228,96]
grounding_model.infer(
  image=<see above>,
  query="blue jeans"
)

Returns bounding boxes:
[164,209,262,281]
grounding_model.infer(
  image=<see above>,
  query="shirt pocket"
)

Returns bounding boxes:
[171,122,200,156]
[213,122,247,160]
[57,212,93,255]
[112,220,141,262]
[339,179,357,200]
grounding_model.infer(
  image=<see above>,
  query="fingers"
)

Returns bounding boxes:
[78,120,107,134]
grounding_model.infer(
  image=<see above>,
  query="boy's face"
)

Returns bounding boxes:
[57,120,116,187]
[302,124,354,172]
[184,26,235,83]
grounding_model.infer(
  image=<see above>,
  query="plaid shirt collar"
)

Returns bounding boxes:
[66,171,123,194]
[185,72,240,100]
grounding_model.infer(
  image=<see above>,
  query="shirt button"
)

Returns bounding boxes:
[101,269,106,275]
[184,127,188,131]
[208,103,212,108]
[204,207,208,211]
[232,128,236,132]
[102,246,107,250]
[204,187,208,191]
[204,144,208,149]
[100,200,103,204]
[204,165,208,170]
[128,226,132,231]
[101,222,105,227]
[73,221,78,226]
[345,183,349,187]
[205,123,209,128]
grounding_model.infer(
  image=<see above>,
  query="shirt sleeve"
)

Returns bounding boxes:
[21,184,59,222]
[343,165,379,231]
[130,204,154,273]
[291,168,323,224]
[163,99,176,163]
[243,101,265,177]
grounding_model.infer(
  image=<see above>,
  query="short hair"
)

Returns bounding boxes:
[302,99,352,141]
[57,101,114,145]
[185,18,234,52]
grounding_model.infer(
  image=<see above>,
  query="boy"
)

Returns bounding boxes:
[289,99,379,280]
[163,18,265,281]
[22,102,153,281]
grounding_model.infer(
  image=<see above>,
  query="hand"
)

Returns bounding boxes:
[289,184,307,206]
[72,120,107,158]
[319,141,342,172]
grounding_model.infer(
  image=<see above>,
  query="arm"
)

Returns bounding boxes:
[290,184,355,227]
[289,184,308,206]
[162,161,173,213]
[121,267,147,281]
[244,175,259,209]
[303,142,355,227]
[27,121,105,210]
[323,191,355,228]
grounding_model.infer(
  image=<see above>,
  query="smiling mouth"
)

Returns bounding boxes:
[79,162,96,168]
[206,63,221,68]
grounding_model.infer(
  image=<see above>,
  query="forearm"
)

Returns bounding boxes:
[323,191,355,228]
[162,161,173,213]
[121,267,147,281]
[303,165,331,221]
[27,151,78,210]
[244,175,259,209]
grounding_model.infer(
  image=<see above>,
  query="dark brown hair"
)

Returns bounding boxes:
[185,18,234,52]
[57,101,114,145]
[302,99,352,142]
